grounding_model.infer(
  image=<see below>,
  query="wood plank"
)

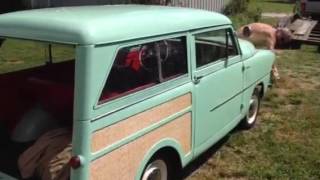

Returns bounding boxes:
[291,19,318,41]
[308,38,320,42]
[294,21,315,35]
[289,19,305,31]
[310,34,320,37]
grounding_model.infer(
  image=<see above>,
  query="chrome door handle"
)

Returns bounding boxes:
[193,75,203,84]
[242,66,251,71]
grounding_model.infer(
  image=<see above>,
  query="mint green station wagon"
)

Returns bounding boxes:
[0,5,275,180]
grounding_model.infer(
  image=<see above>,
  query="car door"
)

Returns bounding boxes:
[192,27,244,154]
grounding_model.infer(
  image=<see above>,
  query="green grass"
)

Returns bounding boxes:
[187,45,320,180]
[229,0,295,29]
[0,39,74,74]
[250,0,295,14]
[0,2,319,179]
[188,5,320,179]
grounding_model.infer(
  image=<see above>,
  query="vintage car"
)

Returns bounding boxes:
[0,5,275,180]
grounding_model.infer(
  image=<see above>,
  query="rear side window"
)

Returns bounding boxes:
[99,37,187,104]
[195,28,238,68]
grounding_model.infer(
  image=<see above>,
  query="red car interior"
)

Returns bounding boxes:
[0,61,75,133]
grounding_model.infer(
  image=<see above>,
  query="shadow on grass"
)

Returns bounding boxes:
[182,124,245,179]
[262,0,295,4]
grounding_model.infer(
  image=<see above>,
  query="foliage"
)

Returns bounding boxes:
[224,0,250,15]
[247,6,262,22]
[225,0,262,28]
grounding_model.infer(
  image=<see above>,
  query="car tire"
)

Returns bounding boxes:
[141,154,177,180]
[241,87,261,129]
[142,158,168,180]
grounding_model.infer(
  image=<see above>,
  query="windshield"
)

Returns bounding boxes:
[0,38,75,74]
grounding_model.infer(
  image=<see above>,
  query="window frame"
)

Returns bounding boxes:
[193,26,240,70]
[94,33,191,110]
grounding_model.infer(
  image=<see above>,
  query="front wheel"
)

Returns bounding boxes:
[241,88,261,129]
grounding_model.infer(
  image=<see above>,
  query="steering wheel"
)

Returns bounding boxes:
[139,40,169,71]
[139,43,155,71]
[156,40,169,62]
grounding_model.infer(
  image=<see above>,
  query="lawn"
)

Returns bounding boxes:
[0,39,74,74]
[230,0,295,29]
[186,1,320,179]
[186,45,320,179]
[0,1,319,179]
[250,0,295,14]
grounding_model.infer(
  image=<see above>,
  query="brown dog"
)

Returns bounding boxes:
[237,23,293,79]
[237,23,292,50]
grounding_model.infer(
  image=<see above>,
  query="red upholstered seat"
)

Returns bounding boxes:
[99,82,155,104]
[99,91,121,102]
[125,50,141,71]
[25,77,74,114]
[0,87,28,132]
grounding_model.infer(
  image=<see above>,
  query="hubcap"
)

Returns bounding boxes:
[142,159,167,180]
[247,94,259,124]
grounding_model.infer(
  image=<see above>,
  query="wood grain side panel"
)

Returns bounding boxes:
[91,93,191,152]
[90,113,191,180]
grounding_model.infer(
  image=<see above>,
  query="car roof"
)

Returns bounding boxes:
[0,5,231,45]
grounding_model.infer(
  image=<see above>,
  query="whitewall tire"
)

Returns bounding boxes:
[241,87,261,129]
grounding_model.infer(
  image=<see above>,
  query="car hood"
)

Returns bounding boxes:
[238,39,257,60]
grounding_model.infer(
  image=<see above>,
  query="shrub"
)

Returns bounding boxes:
[224,0,250,15]
[225,0,262,28]
[247,7,262,22]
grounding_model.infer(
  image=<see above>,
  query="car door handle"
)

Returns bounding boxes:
[193,75,203,84]
[242,66,251,71]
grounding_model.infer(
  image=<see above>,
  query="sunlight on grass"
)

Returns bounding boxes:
[188,45,320,179]
[0,39,46,74]
[0,39,75,74]
[230,0,295,29]
[250,0,295,14]
[190,3,320,177]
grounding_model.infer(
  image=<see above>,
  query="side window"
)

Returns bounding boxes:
[195,28,238,68]
[98,37,188,104]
